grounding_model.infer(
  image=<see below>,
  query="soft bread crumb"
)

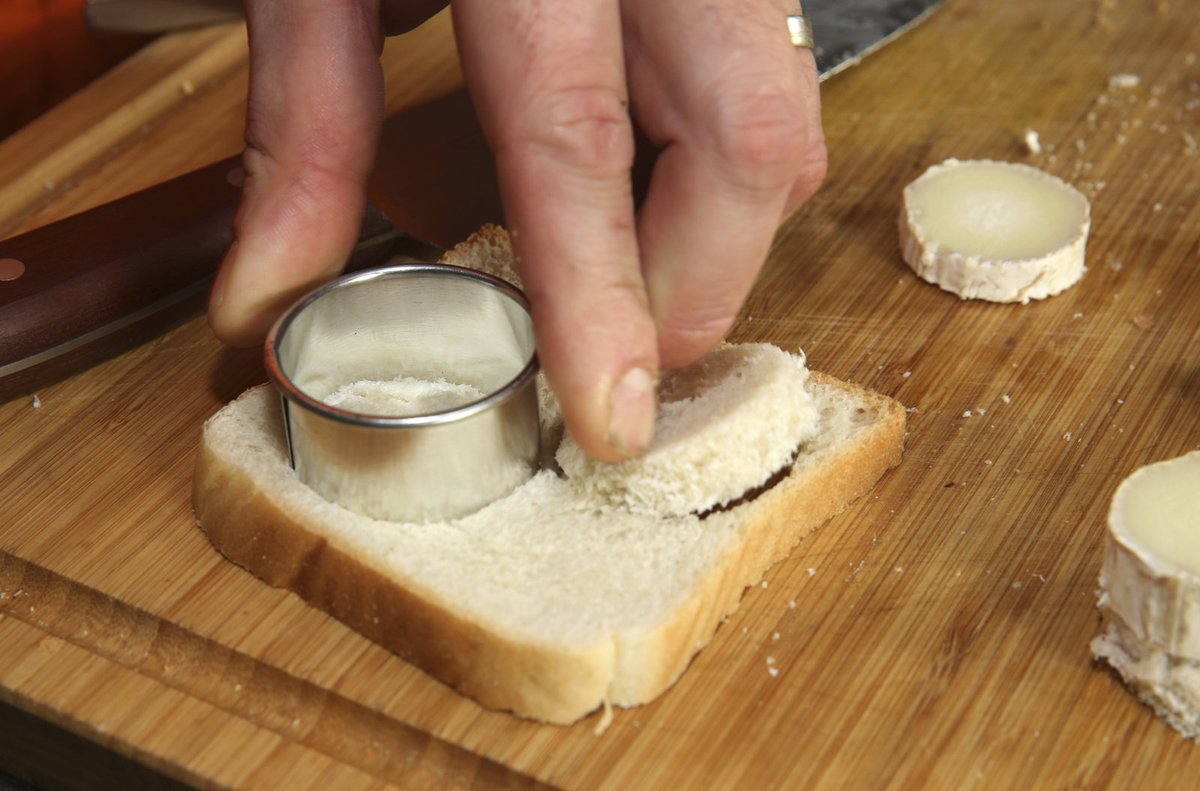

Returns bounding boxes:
[324,376,485,416]
[1109,73,1141,89]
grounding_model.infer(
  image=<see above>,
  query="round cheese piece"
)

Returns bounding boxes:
[899,158,1091,303]
[1092,450,1200,739]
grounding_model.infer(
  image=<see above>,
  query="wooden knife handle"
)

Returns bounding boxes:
[0,156,395,403]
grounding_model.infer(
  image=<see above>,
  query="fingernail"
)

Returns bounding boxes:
[608,367,657,457]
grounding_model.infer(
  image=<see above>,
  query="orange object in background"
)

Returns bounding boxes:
[0,0,152,139]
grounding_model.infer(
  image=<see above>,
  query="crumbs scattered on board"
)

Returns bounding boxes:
[1109,73,1141,90]
[1018,61,1200,203]
[1024,129,1042,155]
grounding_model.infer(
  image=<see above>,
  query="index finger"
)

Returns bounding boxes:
[452,0,660,461]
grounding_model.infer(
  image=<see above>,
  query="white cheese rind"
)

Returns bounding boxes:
[1091,621,1200,739]
[899,158,1091,303]
[1094,451,1200,739]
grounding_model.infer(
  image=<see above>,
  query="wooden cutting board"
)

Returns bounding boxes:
[2,1,1199,787]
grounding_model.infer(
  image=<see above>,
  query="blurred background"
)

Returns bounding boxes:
[0,0,152,139]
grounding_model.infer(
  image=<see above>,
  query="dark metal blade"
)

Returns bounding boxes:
[807,0,942,79]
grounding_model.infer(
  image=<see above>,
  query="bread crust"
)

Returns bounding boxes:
[604,371,906,704]
[193,372,904,723]
[193,395,613,721]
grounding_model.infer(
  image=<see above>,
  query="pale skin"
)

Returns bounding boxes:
[208,0,826,462]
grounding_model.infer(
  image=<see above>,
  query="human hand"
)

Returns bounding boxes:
[208,0,826,462]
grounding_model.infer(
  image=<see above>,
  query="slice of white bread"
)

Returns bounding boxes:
[193,227,907,724]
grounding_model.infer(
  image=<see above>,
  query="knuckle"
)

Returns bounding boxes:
[710,89,810,191]
[525,258,645,317]
[802,137,830,188]
[656,303,739,367]
[791,134,829,206]
[498,83,634,179]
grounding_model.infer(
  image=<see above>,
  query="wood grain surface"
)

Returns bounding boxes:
[2,1,1199,788]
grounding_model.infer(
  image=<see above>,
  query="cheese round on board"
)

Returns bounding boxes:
[898,159,1090,303]
[1092,450,1200,739]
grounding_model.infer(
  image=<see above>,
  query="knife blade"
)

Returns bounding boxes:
[2,1,941,402]
[808,0,943,79]
[86,0,243,34]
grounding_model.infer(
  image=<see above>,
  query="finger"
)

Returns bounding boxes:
[623,0,826,369]
[452,0,659,461]
[781,33,827,217]
[208,0,385,347]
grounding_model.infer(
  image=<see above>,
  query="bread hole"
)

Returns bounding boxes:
[696,451,798,520]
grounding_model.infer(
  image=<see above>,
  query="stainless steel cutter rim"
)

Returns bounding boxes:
[264,263,539,430]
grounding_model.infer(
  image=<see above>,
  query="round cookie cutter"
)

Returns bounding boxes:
[265,264,540,523]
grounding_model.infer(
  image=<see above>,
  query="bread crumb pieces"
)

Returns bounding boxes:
[894,566,904,573]
[30,394,41,409]
[761,580,769,589]
[1073,312,1085,319]
[1012,581,1024,590]
[1132,314,1154,329]
[984,459,994,466]
[768,667,780,678]
[594,699,614,735]
[807,567,816,577]
[902,371,912,378]
[179,79,196,96]
[1001,394,1012,404]
[962,410,973,418]
[766,656,776,665]
[772,632,781,641]
[1109,73,1141,90]
[1064,432,1073,441]
[1023,129,1042,155]
[788,600,797,609]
